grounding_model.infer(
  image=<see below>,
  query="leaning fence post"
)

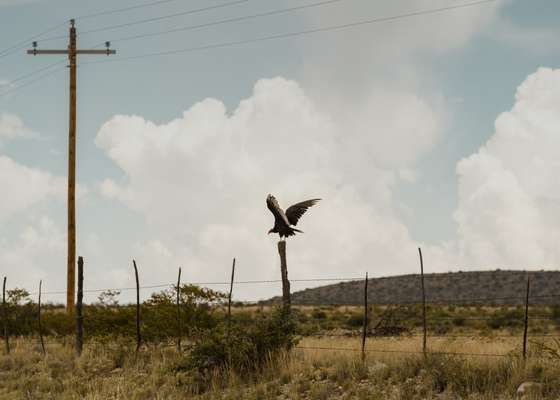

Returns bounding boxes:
[278,241,291,308]
[418,248,427,358]
[2,276,9,355]
[361,272,368,362]
[76,256,84,357]
[176,267,182,352]
[227,258,236,365]
[38,280,46,356]
[133,260,141,353]
[523,275,531,360]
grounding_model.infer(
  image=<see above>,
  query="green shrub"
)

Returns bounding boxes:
[346,313,364,328]
[312,309,327,320]
[185,307,297,376]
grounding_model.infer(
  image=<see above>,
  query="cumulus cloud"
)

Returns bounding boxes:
[0,156,65,220]
[0,217,66,302]
[0,113,34,144]
[95,77,442,299]
[455,67,560,268]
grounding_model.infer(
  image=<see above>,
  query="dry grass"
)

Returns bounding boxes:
[1,336,559,399]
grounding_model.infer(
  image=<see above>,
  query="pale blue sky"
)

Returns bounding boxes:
[1,0,559,302]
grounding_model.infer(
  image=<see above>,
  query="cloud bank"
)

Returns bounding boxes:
[95,77,441,299]
[93,67,560,300]
[455,67,560,268]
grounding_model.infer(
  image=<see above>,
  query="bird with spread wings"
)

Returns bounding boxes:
[266,194,320,239]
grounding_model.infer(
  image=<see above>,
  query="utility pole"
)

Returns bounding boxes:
[27,19,116,314]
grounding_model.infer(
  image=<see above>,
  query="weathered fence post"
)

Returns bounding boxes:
[418,248,427,358]
[76,256,84,357]
[523,275,531,360]
[227,258,236,366]
[176,267,182,352]
[278,241,291,308]
[38,280,46,356]
[133,260,141,353]
[361,272,368,362]
[2,276,9,355]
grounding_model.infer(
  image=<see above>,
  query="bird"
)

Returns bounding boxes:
[266,194,320,239]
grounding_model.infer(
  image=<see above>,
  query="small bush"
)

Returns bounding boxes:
[312,309,327,320]
[346,313,364,328]
[185,307,297,377]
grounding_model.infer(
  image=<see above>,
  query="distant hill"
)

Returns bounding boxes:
[275,270,560,305]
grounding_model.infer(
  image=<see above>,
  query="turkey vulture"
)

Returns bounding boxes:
[266,194,320,238]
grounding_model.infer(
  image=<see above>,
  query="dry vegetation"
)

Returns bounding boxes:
[2,285,560,399]
[1,335,560,399]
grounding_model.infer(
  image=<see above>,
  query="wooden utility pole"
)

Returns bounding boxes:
[418,247,427,358]
[27,20,116,314]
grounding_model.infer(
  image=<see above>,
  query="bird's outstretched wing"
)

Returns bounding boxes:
[267,195,290,226]
[286,199,320,226]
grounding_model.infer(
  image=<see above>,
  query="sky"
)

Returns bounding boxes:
[0,0,559,303]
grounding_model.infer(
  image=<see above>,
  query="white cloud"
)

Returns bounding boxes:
[96,77,442,299]
[0,217,66,302]
[0,113,34,144]
[455,67,560,267]
[0,156,65,220]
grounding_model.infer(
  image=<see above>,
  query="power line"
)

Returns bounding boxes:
[92,0,348,45]
[75,0,192,21]
[0,66,65,98]
[0,21,67,61]
[0,41,108,99]
[2,60,66,87]
[82,0,499,65]
[41,0,250,42]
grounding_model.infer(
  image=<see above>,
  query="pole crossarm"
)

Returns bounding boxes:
[27,49,116,55]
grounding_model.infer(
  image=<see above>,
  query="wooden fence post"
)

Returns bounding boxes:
[2,276,8,355]
[278,241,291,308]
[361,272,368,362]
[76,256,84,357]
[38,280,45,356]
[227,258,236,365]
[523,275,530,360]
[176,267,182,352]
[133,260,141,353]
[418,248,427,358]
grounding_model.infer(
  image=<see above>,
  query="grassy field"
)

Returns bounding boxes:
[3,295,560,399]
[1,334,560,399]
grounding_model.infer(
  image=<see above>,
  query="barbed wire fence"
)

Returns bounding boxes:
[1,251,559,361]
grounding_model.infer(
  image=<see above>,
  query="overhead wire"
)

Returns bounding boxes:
[2,60,66,87]
[0,41,110,98]
[0,66,65,98]
[75,0,193,20]
[0,21,68,60]
[81,0,499,65]
[41,0,250,42]
[89,0,349,45]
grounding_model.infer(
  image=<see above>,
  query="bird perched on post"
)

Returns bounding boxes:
[266,194,320,239]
